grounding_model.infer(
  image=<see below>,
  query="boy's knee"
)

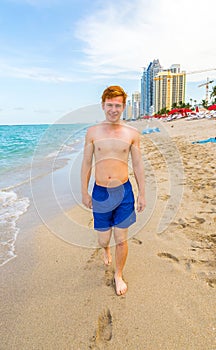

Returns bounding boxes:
[98,237,109,247]
[116,240,127,247]
[98,233,110,248]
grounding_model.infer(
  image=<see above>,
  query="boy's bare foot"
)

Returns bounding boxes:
[103,247,112,266]
[114,274,127,295]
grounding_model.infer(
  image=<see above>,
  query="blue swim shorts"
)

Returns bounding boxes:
[92,180,136,231]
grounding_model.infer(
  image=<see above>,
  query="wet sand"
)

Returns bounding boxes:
[1,118,216,349]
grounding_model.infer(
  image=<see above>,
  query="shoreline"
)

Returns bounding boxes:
[1,118,216,349]
[0,137,85,267]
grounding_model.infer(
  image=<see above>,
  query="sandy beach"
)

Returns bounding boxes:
[1,118,216,349]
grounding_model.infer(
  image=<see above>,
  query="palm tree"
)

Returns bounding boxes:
[210,85,216,104]
[193,100,197,108]
[210,85,216,98]
[201,99,208,108]
[157,107,169,115]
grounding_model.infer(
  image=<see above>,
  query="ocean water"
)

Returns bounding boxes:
[0,123,90,266]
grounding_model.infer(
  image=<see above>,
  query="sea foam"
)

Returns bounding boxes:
[0,190,30,266]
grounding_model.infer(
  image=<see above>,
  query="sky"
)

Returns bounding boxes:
[0,0,216,124]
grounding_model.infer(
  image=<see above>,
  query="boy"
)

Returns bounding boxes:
[81,85,145,295]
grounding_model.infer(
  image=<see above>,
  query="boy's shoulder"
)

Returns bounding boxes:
[86,123,102,133]
[123,122,140,136]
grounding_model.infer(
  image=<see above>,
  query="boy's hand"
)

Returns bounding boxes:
[82,193,92,209]
[137,194,146,212]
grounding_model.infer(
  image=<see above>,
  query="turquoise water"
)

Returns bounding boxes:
[0,123,90,266]
[0,124,89,183]
[0,124,49,173]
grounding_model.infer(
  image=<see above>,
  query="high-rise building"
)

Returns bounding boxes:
[132,91,141,119]
[140,59,162,116]
[170,64,181,74]
[154,67,186,113]
[123,99,132,120]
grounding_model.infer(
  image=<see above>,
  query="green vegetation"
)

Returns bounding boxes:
[156,101,191,115]
[154,85,216,115]
[210,85,216,104]
[201,99,208,108]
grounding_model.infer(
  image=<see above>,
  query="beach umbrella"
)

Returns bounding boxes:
[168,108,193,116]
[182,108,193,116]
[160,114,168,118]
[208,104,216,110]
[183,108,193,113]
[141,115,151,119]
[168,109,180,115]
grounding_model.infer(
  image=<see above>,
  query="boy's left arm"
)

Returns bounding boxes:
[131,131,146,212]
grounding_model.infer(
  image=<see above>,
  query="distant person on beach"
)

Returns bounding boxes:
[81,85,146,295]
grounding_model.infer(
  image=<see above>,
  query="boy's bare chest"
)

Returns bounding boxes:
[91,124,134,158]
[93,132,132,157]
[95,138,130,153]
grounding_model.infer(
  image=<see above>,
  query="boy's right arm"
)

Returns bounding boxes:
[81,129,94,209]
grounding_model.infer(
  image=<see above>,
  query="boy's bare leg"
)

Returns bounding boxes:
[97,229,112,265]
[113,227,128,295]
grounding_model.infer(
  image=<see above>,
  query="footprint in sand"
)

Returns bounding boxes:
[131,237,143,245]
[88,217,94,228]
[206,277,216,288]
[193,216,206,224]
[88,248,100,263]
[104,265,115,287]
[159,194,171,201]
[176,218,187,228]
[84,248,100,270]
[96,308,112,342]
[90,308,112,348]
[157,252,179,263]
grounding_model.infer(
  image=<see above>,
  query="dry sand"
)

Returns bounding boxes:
[1,118,216,349]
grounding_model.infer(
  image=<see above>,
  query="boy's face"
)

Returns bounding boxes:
[102,96,125,123]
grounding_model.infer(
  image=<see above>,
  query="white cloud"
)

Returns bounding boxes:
[75,0,216,82]
[2,0,216,85]
[0,61,87,83]
[0,58,139,83]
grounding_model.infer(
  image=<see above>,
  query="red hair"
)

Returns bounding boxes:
[101,85,127,104]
